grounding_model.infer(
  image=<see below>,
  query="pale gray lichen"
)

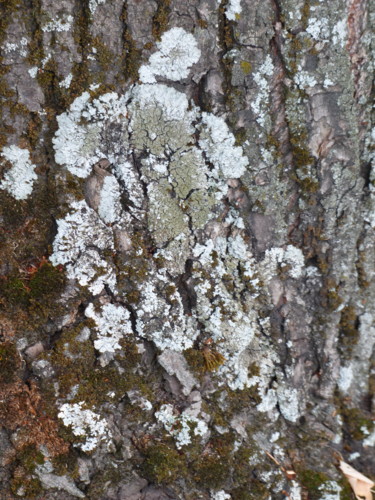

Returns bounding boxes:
[50,28,274,391]
[136,270,199,351]
[85,302,132,354]
[139,27,201,84]
[0,145,37,200]
[225,0,242,21]
[155,403,208,449]
[49,200,116,294]
[58,402,112,452]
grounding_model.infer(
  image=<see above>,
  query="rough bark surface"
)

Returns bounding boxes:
[0,0,374,499]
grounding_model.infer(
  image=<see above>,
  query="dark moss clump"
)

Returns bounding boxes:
[10,475,43,498]
[15,444,44,473]
[121,3,142,82]
[86,466,122,497]
[192,435,233,488]
[142,442,186,484]
[152,0,171,41]
[0,342,21,384]
[0,260,66,325]
[183,348,206,376]
[338,305,359,357]
[231,479,269,500]
[192,453,230,488]
[340,407,374,441]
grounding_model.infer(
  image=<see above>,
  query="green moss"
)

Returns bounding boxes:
[340,407,374,441]
[319,279,342,311]
[25,112,43,149]
[63,172,85,201]
[86,466,122,497]
[231,479,269,500]
[338,478,355,500]
[192,453,230,488]
[0,260,66,327]
[28,261,66,299]
[152,0,171,41]
[298,469,330,500]
[192,435,234,488]
[184,348,206,376]
[240,61,252,75]
[48,321,142,408]
[16,445,44,473]
[142,442,186,484]
[51,452,79,479]
[92,36,116,72]
[11,476,43,497]
[126,289,141,304]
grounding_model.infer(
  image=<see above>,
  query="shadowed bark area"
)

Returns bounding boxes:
[0,0,374,499]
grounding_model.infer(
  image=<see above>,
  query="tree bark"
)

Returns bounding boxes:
[0,0,374,499]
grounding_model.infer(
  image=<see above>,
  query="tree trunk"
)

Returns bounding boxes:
[0,0,374,498]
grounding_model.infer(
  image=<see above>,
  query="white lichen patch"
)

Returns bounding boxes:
[58,402,112,452]
[53,92,129,178]
[225,0,242,21]
[306,17,330,41]
[289,481,302,500]
[276,386,300,423]
[305,16,347,48]
[294,69,318,89]
[199,113,249,178]
[211,491,231,500]
[89,0,106,14]
[85,303,132,354]
[42,15,74,32]
[50,28,257,390]
[192,234,261,389]
[139,27,201,84]
[263,245,305,280]
[251,56,274,127]
[59,73,73,89]
[4,37,28,57]
[136,271,199,351]
[155,404,208,449]
[0,145,37,200]
[363,428,375,447]
[49,200,116,294]
[28,66,38,78]
[97,174,122,224]
[338,365,353,393]
[318,481,342,500]
[332,20,347,47]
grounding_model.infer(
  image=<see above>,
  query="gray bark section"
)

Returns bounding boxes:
[0,0,374,499]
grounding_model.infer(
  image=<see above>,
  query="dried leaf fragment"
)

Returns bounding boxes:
[339,460,374,500]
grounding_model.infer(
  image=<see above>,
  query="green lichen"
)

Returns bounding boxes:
[240,61,252,75]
